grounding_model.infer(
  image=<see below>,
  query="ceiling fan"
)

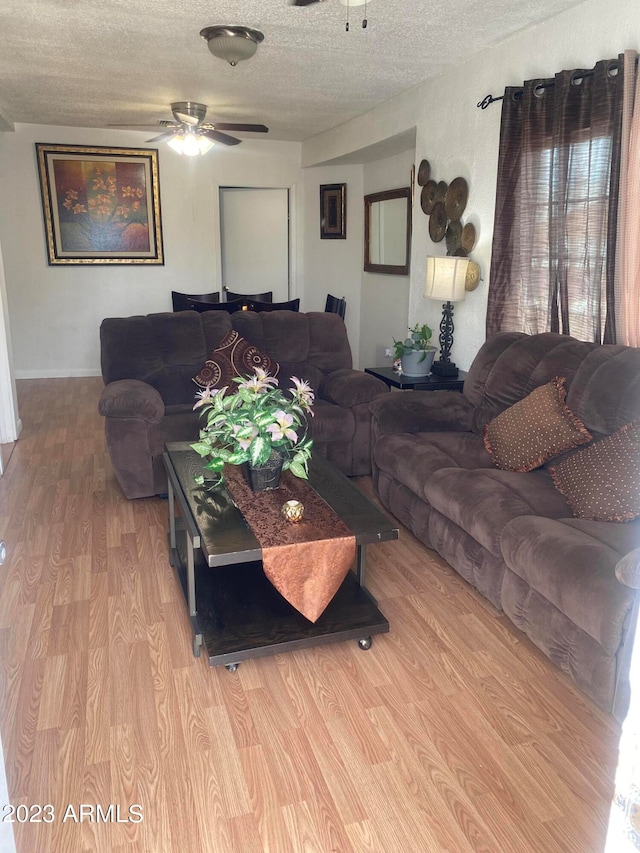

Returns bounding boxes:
[291,0,368,6]
[140,102,268,153]
[290,0,369,30]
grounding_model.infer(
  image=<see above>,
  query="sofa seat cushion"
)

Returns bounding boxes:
[500,515,636,654]
[319,369,387,408]
[425,467,571,558]
[374,431,493,501]
[309,400,355,444]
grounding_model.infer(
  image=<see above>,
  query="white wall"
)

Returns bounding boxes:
[0,125,305,378]
[1,0,637,378]
[360,148,415,369]
[302,164,364,366]
[303,0,640,371]
[0,240,20,443]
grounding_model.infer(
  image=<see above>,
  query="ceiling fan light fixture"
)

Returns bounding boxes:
[167,131,215,156]
[199,25,264,66]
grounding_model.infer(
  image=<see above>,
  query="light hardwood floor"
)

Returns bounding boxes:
[0,377,620,852]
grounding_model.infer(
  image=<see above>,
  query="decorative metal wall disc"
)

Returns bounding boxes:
[417,159,431,186]
[465,260,481,291]
[461,222,477,252]
[421,180,437,215]
[453,246,468,257]
[429,202,447,242]
[445,177,469,220]
[435,181,448,202]
[445,220,462,254]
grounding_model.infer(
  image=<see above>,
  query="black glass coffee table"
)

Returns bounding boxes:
[163,443,397,670]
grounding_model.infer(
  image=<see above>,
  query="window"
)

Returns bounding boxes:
[487,60,623,344]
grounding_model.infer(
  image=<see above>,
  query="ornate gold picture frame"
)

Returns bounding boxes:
[36,143,164,265]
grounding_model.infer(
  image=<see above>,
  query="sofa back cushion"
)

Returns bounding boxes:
[464,332,597,433]
[231,311,352,390]
[100,309,352,407]
[566,345,640,437]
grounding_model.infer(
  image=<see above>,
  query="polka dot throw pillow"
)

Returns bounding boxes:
[550,420,640,521]
[483,377,592,472]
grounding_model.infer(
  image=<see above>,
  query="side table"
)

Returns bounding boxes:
[365,366,467,391]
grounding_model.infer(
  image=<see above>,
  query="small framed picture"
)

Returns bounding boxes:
[35,143,164,265]
[319,183,346,239]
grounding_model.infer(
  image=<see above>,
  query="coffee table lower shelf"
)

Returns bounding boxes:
[170,534,389,669]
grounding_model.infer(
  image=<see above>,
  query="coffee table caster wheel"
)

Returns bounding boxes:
[358,637,372,651]
[225,663,239,672]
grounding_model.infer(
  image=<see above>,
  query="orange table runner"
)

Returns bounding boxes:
[223,465,356,622]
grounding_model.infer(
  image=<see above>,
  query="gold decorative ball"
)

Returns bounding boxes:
[281,500,305,523]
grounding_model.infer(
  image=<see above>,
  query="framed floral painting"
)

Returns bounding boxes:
[35,143,164,265]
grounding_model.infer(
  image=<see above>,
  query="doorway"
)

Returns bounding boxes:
[219,187,290,302]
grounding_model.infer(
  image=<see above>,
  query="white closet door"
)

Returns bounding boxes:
[220,187,290,302]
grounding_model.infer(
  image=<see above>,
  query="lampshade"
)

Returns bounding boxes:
[167,132,215,156]
[200,26,264,67]
[424,256,468,303]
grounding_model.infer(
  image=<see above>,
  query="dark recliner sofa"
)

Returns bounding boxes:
[99,309,388,499]
[370,331,640,717]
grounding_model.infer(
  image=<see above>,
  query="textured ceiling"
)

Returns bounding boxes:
[0,0,586,142]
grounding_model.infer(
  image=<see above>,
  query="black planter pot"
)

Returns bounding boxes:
[243,451,284,492]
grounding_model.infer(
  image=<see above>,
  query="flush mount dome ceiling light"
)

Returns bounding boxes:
[199,25,264,66]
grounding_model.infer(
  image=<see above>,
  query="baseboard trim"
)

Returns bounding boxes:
[14,369,102,379]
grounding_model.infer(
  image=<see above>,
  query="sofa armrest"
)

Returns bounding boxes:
[369,389,475,436]
[98,379,165,424]
[616,548,640,590]
[318,368,389,408]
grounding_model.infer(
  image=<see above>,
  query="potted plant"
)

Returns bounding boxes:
[191,368,314,492]
[393,323,436,377]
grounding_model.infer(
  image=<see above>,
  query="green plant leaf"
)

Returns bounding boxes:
[236,425,256,440]
[250,436,268,466]
[288,460,308,479]
[255,411,274,428]
[191,442,211,457]
[204,457,225,471]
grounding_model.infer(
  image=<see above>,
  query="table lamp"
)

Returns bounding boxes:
[424,256,469,377]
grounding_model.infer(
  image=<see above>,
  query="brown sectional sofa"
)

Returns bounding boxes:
[99,309,388,499]
[370,331,640,717]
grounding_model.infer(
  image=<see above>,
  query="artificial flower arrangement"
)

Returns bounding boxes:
[190,367,314,487]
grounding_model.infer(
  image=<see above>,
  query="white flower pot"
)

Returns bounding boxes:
[400,349,436,377]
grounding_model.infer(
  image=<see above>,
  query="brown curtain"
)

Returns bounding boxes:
[487,58,624,343]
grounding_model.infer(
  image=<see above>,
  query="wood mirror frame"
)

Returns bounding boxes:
[364,187,412,275]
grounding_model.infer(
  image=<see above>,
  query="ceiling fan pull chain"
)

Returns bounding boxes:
[345,0,350,31]
[362,0,367,28]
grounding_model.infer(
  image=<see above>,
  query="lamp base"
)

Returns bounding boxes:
[431,360,459,377]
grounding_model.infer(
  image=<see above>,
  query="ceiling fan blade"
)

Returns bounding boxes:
[202,129,241,146]
[213,123,269,133]
[146,130,178,143]
[108,123,168,128]
[291,0,322,5]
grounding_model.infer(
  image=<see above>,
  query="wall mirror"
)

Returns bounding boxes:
[364,187,412,275]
